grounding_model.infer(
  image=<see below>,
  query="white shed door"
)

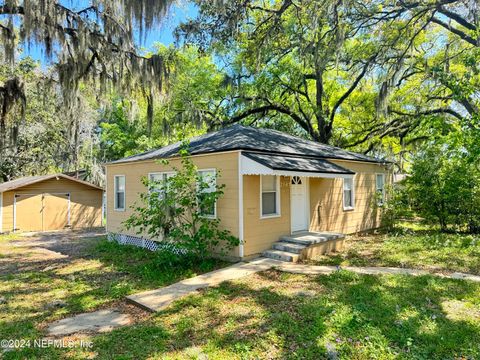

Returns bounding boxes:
[290,176,308,232]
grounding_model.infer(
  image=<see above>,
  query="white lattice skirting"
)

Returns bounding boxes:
[107,232,186,254]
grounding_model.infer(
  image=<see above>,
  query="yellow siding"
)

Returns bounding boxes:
[1,178,103,232]
[70,189,103,229]
[243,175,290,256]
[242,161,391,257]
[15,194,44,231]
[309,160,391,234]
[105,150,390,259]
[2,191,14,232]
[105,152,240,256]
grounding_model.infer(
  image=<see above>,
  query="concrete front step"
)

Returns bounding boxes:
[262,249,300,263]
[272,241,307,254]
[280,231,345,246]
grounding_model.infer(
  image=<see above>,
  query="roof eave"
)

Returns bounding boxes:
[106,147,390,166]
[0,174,103,192]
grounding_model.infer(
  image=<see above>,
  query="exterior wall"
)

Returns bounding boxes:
[104,150,390,259]
[2,191,14,232]
[243,175,290,257]
[309,160,391,234]
[105,151,240,257]
[1,178,103,232]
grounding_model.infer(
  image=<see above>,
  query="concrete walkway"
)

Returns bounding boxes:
[126,258,283,312]
[274,264,480,282]
[127,258,480,312]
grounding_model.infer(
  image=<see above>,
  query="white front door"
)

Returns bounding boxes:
[290,176,308,232]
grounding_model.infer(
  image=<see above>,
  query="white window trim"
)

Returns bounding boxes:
[197,168,217,219]
[376,173,386,206]
[260,175,281,219]
[148,171,176,192]
[148,171,176,182]
[114,175,126,212]
[343,176,355,211]
[147,171,176,209]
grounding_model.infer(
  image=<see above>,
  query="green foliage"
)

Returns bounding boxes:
[124,148,239,259]
[406,134,480,233]
[97,46,223,162]
[379,184,414,231]
[99,99,164,160]
[93,238,225,285]
[178,0,479,164]
[0,57,100,181]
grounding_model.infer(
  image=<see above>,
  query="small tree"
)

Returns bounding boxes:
[124,149,239,259]
[406,140,480,233]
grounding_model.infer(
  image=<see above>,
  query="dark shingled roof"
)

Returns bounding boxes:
[0,174,103,192]
[108,125,387,165]
[243,152,355,174]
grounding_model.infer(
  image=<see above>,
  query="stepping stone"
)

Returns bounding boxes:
[47,309,131,336]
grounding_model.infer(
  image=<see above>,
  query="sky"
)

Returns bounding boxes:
[19,1,198,63]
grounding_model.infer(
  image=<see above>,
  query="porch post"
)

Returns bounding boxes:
[238,151,244,258]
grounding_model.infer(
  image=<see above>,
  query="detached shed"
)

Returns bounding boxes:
[0,174,104,233]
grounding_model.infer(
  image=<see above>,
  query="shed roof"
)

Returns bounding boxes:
[0,174,103,193]
[108,125,388,165]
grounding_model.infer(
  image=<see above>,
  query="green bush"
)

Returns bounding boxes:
[380,184,412,231]
[124,148,239,260]
[405,139,480,233]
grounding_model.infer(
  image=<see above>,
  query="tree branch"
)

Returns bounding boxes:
[390,107,465,121]
[226,102,315,137]
[431,16,477,46]
[435,5,476,31]
[329,57,374,126]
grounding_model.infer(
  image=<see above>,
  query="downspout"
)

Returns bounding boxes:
[238,151,244,258]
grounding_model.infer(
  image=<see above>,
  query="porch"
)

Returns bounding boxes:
[239,152,355,260]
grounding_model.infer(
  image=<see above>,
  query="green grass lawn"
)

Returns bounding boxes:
[1,229,480,359]
[307,222,480,275]
[54,271,480,359]
[0,233,225,359]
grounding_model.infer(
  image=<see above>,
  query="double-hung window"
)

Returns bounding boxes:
[149,172,175,199]
[343,177,355,210]
[376,173,385,205]
[261,175,280,217]
[197,169,217,218]
[114,175,126,211]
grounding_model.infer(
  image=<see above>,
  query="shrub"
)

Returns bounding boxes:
[124,148,239,259]
[405,140,480,233]
[380,184,412,231]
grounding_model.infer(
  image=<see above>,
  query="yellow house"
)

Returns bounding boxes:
[105,125,392,261]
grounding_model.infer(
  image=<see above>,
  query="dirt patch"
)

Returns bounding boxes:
[0,229,105,275]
